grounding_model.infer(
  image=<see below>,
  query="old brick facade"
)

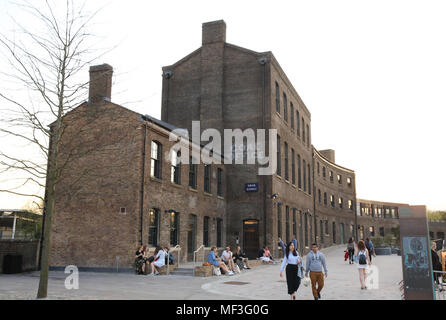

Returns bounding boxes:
[49,20,444,270]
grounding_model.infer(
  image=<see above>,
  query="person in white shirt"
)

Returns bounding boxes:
[150,246,166,275]
[280,241,303,300]
[221,246,237,273]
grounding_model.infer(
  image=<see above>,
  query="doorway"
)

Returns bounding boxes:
[243,220,259,259]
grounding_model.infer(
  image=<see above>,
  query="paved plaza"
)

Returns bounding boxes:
[0,245,403,300]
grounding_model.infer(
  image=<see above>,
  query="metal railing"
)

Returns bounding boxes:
[167,245,181,275]
[193,245,205,276]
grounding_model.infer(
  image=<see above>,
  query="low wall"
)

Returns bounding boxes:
[0,239,40,273]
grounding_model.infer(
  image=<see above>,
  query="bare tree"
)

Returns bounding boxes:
[0,0,112,298]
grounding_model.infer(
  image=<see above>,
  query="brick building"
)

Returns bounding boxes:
[48,20,444,270]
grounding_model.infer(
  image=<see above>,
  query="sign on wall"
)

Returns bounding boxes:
[245,183,258,192]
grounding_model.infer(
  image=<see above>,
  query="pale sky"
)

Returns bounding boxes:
[0,0,445,210]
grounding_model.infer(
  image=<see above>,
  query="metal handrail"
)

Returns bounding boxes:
[167,245,181,275]
[193,245,205,276]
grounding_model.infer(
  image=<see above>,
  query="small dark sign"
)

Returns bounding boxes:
[245,183,258,192]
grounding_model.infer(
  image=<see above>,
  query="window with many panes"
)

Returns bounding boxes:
[284,142,289,181]
[171,151,181,184]
[283,93,288,122]
[217,218,223,247]
[203,216,210,246]
[296,110,301,137]
[290,102,294,129]
[297,154,302,188]
[151,141,162,179]
[148,208,159,246]
[217,168,223,196]
[303,159,307,192]
[189,157,197,189]
[291,149,295,184]
[170,212,179,246]
[308,164,311,195]
[277,135,281,176]
[285,206,290,243]
[277,204,282,238]
[275,82,280,113]
[204,164,211,193]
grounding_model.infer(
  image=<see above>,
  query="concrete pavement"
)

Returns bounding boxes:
[0,245,403,300]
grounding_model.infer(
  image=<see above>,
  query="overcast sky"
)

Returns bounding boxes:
[0,0,445,210]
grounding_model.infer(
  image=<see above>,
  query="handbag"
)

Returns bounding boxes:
[302,276,311,287]
[213,266,221,276]
[297,264,304,279]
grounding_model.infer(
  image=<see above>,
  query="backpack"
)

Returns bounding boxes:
[358,250,367,265]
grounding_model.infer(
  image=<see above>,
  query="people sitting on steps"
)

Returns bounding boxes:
[233,245,251,270]
[222,246,239,273]
[208,246,234,276]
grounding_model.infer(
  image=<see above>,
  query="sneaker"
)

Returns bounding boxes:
[243,266,248,269]
[317,292,321,299]
[154,271,159,275]
[227,271,234,275]
[246,267,251,270]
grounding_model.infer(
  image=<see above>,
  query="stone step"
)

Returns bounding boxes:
[170,268,194,276]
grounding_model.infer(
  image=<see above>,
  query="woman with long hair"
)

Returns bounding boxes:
[280,241,302,300]
[355,240,370,289]
[150,246,166,275]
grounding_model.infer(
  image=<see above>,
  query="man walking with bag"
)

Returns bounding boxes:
[305,243,328,300]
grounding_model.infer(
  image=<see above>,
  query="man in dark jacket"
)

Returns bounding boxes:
[431,241,443,285]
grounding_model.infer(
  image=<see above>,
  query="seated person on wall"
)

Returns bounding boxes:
[233,245,251,270]
[149,246,166,275]
[260,246,276,264]
[208,246,234,276]
[164,247,175,265]
[258,246,265,260]
[222,246,239,273]
[135,245,146,274]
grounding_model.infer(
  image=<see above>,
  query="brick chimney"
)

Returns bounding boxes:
[202,20,226,45]
[88,64,113,103]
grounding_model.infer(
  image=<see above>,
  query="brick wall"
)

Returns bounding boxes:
[0,240,39,273]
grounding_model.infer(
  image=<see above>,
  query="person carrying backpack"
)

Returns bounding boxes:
[355,240,371,289]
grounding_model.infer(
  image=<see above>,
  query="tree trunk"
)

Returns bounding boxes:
[36,182,55,299]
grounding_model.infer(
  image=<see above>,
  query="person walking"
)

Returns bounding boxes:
[347,238,355,264]
[355,240,371,289]
[305,243,328,300]
[280,241,303,300]
[365,238,375,264]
